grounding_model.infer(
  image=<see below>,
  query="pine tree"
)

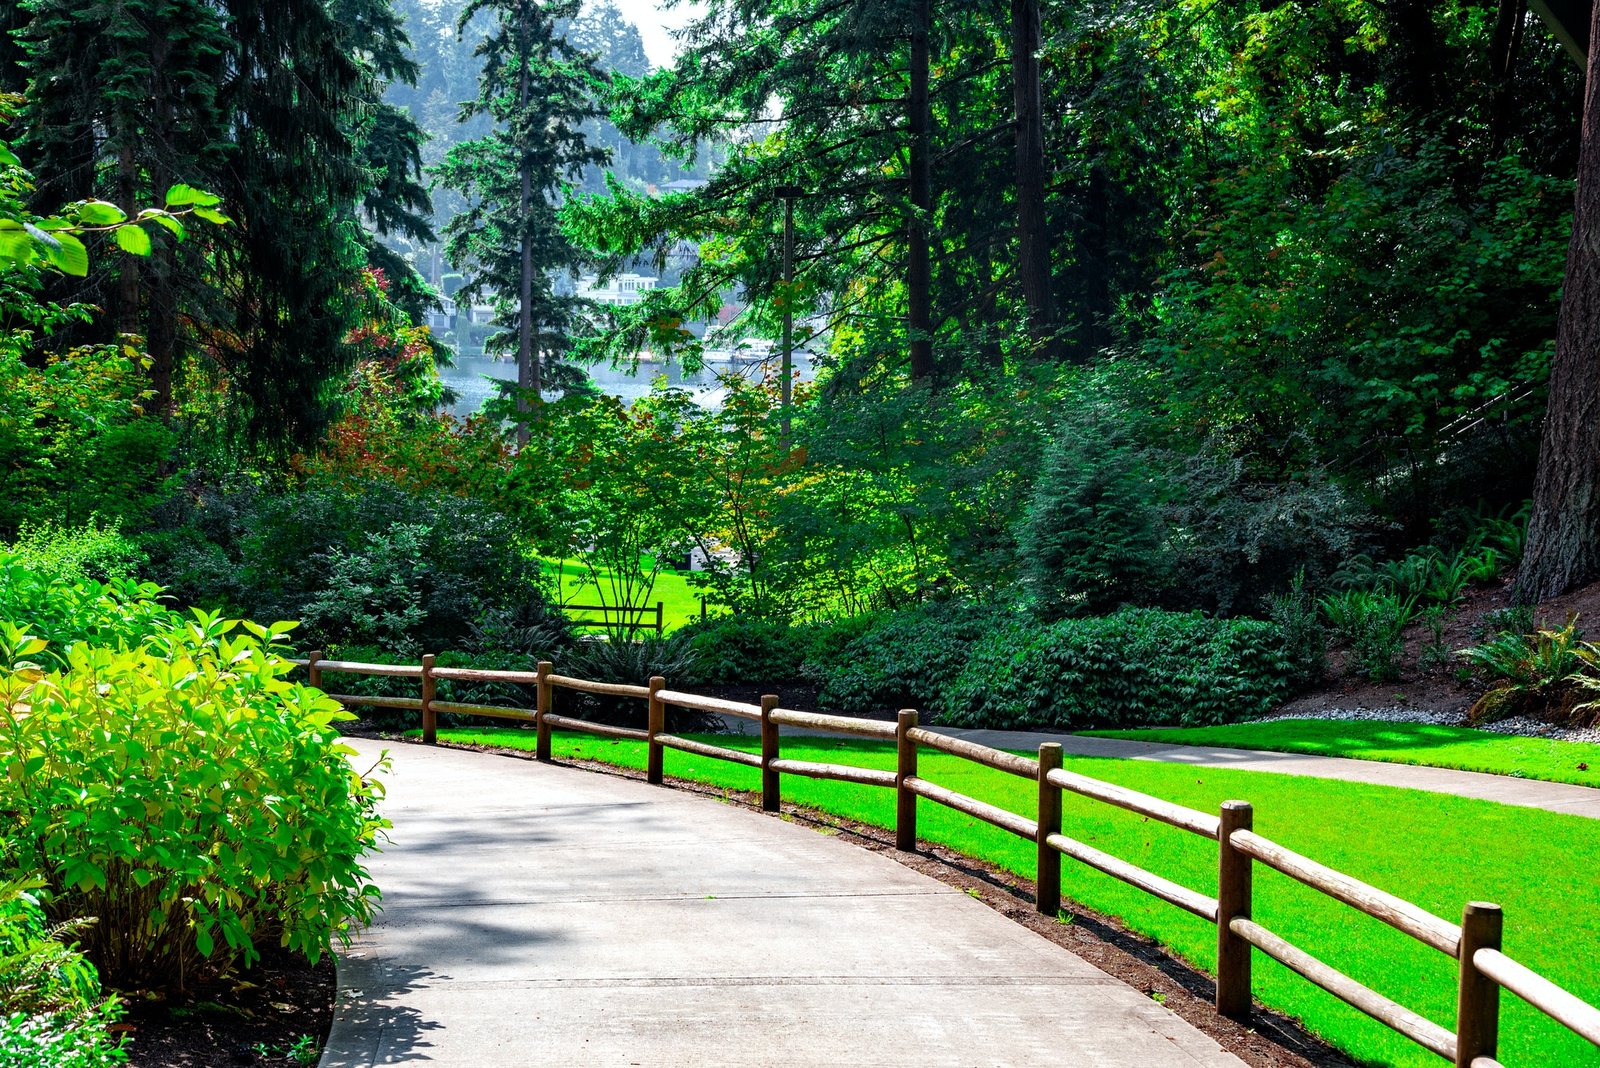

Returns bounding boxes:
[434,0,605,439]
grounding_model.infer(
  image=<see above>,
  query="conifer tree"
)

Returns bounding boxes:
[434,0,605,439]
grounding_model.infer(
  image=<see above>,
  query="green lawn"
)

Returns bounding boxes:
[537,557,717,632]
[1089,719,1600,788]
[419,726,1600,1068]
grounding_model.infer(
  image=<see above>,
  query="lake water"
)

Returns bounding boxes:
[437,352,814,417]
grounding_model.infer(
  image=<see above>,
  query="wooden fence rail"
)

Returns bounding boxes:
[564,601,665,637]
[291,649,1600,1067]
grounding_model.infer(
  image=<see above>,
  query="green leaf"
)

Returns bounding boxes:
[114,224,153,256]
[0,143,18,168]
[41,231,89,276]
[165,184,222,208]
[78,200,127,225]
[143,212,187,241]
[191,207,232,226]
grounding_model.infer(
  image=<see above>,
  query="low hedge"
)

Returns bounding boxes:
[817,601,1012,714]
[939,608,1298,731]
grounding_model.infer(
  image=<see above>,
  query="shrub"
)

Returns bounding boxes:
[1018,417,1170,618]
[0,878,125,1068]
[0,614,387,991]
[1268,571,1325,687]
[677,617,814,685]
[143,478,558,654]
[938,608,1298,731]
[815,600,1015,715]
[560,633,704,728]
[1,521,143,585]
[1164,448,1373,615]
[0,555,176,667]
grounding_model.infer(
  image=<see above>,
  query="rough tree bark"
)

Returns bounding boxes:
[1517,0,1600,603]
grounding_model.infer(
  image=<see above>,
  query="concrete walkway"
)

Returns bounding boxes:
[321,738,1243,1068]
[940,728,1600,821]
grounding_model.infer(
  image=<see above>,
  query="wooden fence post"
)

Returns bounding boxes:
[647,676,666,785]
[1036,742,1063,916]
[1216,800,1254,1019]
[1456,901,1503,1067]
[535,661,553,762]
[655,601,665,637]
[420,653,437,745]
[760,694,780,812]
[306,650,323,691]
[896,709,918,851]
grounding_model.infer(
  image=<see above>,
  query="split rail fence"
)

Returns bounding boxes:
[294,649,1600,1068]
[564,601,665,637]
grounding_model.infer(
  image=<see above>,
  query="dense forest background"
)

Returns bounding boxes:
[0,0,1590,727]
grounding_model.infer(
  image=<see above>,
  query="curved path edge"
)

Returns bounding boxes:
[935,728,1600,819]
[319,738,1244,1068]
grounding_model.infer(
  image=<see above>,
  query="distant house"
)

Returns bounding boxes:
[577,273,659,307]
[425,296,456,334]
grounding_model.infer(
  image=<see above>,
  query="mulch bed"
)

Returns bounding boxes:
[116,947,335,1068]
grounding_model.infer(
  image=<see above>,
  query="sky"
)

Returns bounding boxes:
[608,0,703,68]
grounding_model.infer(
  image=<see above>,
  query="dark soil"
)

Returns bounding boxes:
[117,947,335,1068]
[1280,574,1600,719]
[438,739,1357,1068]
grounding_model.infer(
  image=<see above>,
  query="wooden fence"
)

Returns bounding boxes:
[295,649,1600,1068]
[564,601,665,637]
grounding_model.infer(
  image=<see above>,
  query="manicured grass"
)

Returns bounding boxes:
[537,557,716,632]
[421,726,1600,1068]
[1089,719,1600,788]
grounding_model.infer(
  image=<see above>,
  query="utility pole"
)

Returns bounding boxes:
[775,184,802,448]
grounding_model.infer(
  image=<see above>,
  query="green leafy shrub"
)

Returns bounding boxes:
[0,878,125,1068]
[0,614,387,991]
[677,617,815,685]
[0,556,176,667]
[939,608,1298,731]
[144,479,558,654]
[1019,417,1171,618]
[1163,450,1372,616]
[1475,604,1535,641]
[1268,571,1324,687]
[560,633,704,728]
[815,600,1014,714]
[1,521,142,585]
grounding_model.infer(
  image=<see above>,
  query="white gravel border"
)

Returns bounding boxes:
[1251,706,1600,745]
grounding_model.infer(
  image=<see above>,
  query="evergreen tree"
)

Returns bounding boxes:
[434,0,605,438]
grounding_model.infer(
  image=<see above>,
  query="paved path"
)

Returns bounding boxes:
[321,738,1243,1068]
[941,729,1600,820]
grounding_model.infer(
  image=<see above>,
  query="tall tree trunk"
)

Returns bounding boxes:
[516,19,536,447]
[1488,0,1526,157]
[146,33,178,416]
[1010,0,1053,358]
[1516,0,1600,604]
[116,141,141,336]
[907,0,934,383]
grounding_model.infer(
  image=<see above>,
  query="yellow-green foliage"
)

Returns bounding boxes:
[0,593,388,991]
